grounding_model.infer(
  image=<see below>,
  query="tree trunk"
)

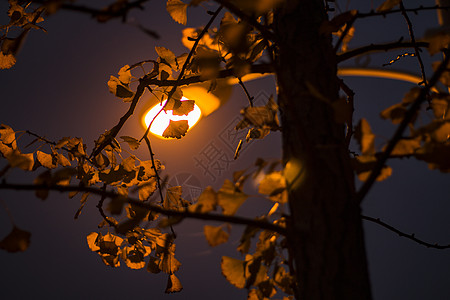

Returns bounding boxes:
[274,1,372,299]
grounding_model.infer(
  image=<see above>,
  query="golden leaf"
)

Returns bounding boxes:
[258,171,287,203]
[155,46,177,68]
[120,136,140,150]
[354,119,375,155]
[189,186,217,213]
[377,0,401,12]
[204,225,229,247]
[221,256,246,289]
[36,150,57,169]
[0,226,31,253]
[0,52,16,69]
[166,0,188,25]
[218,179,248,215]
[162,120,189,139]
[165,274,183,293]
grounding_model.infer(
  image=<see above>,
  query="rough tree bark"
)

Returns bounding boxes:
[274,1,372,299]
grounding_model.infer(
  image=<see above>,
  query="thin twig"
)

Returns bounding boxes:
[337,41,429,63]
[400,2,427,87]
[362,215,450,249]
[356,5,450,19]
[0,182,287,235]
[96,183,117,228]
[339,79,355,147]
[238,77,254,107]
[382,52,416,66]
[355,49,450,203]
[143,136,164,204]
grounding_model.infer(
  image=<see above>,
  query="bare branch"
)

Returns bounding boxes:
[356,5,450,19]
[143,136,164,204]
[0,182,287,236]
[400,2,427,87]
[362,215,450,249]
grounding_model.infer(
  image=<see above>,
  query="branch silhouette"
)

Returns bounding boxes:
[355,49,450,203]
[0,182,287,235]
[362,215,450,249]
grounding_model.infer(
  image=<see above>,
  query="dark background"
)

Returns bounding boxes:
[0,1,449,299]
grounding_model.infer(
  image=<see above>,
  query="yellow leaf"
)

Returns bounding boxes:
[258,171,287,203]
[189,186,217,213]
[204,225,229,247]
[0,226,31,253]
[0,51,16,69]
[166,0,188,25]
[218,179,248,215]
[7,150,34,171]
[57,153,71,166]
[155,46,177,68]
[138,178,157,201]
[164,186,183,210]
[120,136,140,150]
[377,0,401,12]
[118,65,132,85]
[162,120,189,139]
[36,150,57,169]
[0,124,16,144]
[86,232,100,252]
[221,256,246,289]
[354,119,375,155]
[165,274,183,293]
[159,243,181,274]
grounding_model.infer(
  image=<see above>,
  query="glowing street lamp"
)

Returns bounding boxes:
[141,79,232,139]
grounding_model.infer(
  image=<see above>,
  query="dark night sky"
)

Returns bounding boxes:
[1,1,449,299]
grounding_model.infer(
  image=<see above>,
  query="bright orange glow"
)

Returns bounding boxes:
[143,97,202,138]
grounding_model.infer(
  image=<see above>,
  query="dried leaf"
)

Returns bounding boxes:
[36,150,57,169]
[162,120,189,139]
[166,0,188,25]
[165,274,183,293]
[218,179,248,215]
[156,46,177,68]
[204,225,229,247]
[258,171,287,203]
[120,136,140,150]
[354,119,375,155]
[0,226,31,253]
[0,124,16,144]
[221,256,246,289]
[189,186,217,213]
[377,0,401,12]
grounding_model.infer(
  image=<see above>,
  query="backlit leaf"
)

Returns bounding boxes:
[56,153,71,167]
[36,150,57,169]
[352,155,392,182]
[0,124,16,144]
[424,28,450,55]
[0,52,16,69]
[237,225,260,254]
[162,120,189,139]
[189,186,217,213]
[258,171,287,203]
[218,179,248,215]
[204,225,229,247]
[120,136,140,150]
[7,150,34,171]
[138,178,157,201]
[380,103,407,124]
[415,142,450,172]
[159,243,181,274]
[121,245,151,269]
[354,119,375,155]
[33,170,51,200]
[156,46,177,68]
[74,192,90,219]
[377,0,401,12]
[166,0,188,25]
[0,226,31,253]
[221,256,246,289]
[87,232,100,252]
[165,274,183,293]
